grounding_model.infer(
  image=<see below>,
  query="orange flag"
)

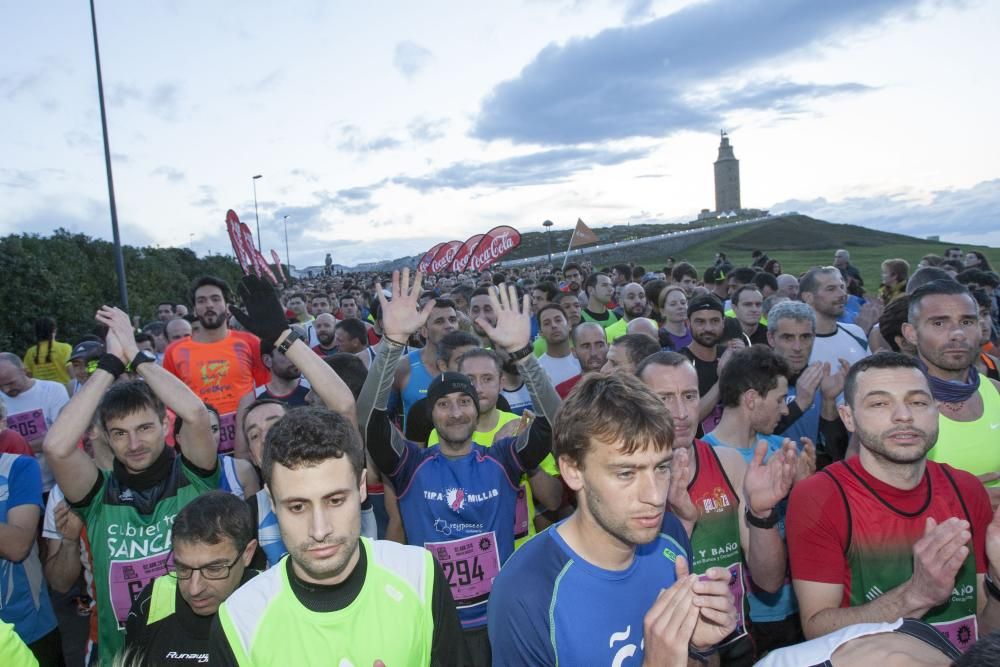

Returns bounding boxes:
[570,218,598,248]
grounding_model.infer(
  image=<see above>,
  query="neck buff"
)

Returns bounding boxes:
[917,357,980,404]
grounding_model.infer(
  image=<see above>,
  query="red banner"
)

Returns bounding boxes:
[417,242,446,274]
[225,210,278,284]
[270,249,287,284]
[467,226,521,272]
[451,234,484,273]
[428,240,463,275]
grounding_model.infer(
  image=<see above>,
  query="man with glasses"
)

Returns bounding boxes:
[125,491,257,665]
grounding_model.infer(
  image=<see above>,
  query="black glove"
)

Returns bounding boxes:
[230,275,288,345]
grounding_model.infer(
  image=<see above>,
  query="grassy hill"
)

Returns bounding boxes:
[615,216,1000,286]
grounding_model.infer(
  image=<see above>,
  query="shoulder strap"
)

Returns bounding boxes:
[820,468,853,556]
[836,324,869,351]
[938,465,973,525]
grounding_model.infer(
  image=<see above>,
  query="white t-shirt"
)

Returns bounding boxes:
[809,323,870,369]
[2,379,70,491]
[538,353,582,387]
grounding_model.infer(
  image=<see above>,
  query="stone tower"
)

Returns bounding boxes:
[714,130,741,213]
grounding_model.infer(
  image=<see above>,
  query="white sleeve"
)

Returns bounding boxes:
[42,484,66,540]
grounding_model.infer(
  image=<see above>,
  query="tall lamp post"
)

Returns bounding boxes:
[283,215,290,269]
[89,0,128,311]
[252,174,263,251]
[543,219,554,264]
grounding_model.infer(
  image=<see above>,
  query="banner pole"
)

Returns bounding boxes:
[560,226,577,272]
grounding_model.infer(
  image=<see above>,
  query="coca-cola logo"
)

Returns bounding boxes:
[468,227,520,271]
[451,234,484,273]
[429,242,461,274]
[418,242,445,273]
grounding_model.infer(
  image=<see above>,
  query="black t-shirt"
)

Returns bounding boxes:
[680,347,719,398]
[747,325,770,347]
[209,545,470,666]
[125,569,257,665]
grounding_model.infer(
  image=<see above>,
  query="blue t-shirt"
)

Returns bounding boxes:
[488,515,690,665]
[217,455,244,497]
[701,432,797,622]
[400,349,434,428]
[389,437,524,629]
[253,489,287,568]
[0,453,57,644]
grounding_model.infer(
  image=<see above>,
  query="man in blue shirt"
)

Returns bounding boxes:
[488,372,737,665]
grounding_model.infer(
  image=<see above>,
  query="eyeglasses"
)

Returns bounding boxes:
[166,550,244,580]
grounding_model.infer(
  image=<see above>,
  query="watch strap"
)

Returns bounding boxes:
[507,343,534,362]
[276,329,301,355]
[744,505,781,529]
[96,354,126,379]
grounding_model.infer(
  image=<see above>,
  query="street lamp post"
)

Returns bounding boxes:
[89,0,129,312]
[543,219,554,264]
[252,174,263,252]
[283,215,290,269]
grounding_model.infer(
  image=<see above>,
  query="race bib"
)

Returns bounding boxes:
[218,412,237,454]
[932,614,978,653]
[7,410,46,440]
[727,562,748,639]
[514,485,529,539]
[426,531,501,607]
[109,553,170,626]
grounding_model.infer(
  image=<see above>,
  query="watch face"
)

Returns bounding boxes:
[138,351,157,362]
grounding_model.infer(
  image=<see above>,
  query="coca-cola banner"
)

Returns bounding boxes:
[225,210,279,285]
[417,242,445,274]
[467,226,521,272]
[428,240,463,275]
[450,234,484,273]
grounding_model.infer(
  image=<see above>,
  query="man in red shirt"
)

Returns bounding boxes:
[787,351,1000,653]
[163,276,270,453]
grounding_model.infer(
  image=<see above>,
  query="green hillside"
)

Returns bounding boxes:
[614,216,1000,287]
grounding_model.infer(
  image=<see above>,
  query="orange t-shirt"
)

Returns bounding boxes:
[162,331,270,414]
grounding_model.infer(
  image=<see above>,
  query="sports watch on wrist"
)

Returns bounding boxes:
[128,350,157,373]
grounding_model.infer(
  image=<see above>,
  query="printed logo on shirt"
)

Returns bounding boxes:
[164,652,208,664]
[608,625,643,667]
[865,585,884,601]
[199,360,231,389]
[423,487,500,507]
[697,486,732,514]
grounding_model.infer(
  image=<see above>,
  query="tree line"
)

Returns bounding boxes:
[0,229,243,354]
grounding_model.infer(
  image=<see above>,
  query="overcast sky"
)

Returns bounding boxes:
[3,0,998,268]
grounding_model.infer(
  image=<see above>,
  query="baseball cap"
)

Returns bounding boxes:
[69,340,104,362]
[687,294,725,318]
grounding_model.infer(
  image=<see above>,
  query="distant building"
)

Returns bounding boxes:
[714,130,741,213]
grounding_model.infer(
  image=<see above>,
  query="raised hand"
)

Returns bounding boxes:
[820,359,850,400]
[230,274,288,345]
[474,283,531,353]
[668,446,699,535]
[795,437,817,482]
[375,268,435,341]
[642,557,699,667]
[795,362,824,407]
[683,557,738,651]
[907,517,970,611]
[743,439,795,516]
[95,306,138,362]
[493,410,534,443]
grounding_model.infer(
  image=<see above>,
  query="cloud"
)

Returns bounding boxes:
[4,201,158,249]
[107,81,182,121]
[771,179,1000,246]
[151,166,185,183]
[393,41,433,79]
[714,81,876,114]
[622,0,654,23]
[192,186,217,208]
[393,146,652,192]
[0,71,44,100]
[473,0,937,145]
[234,69,283,93]
[0,168,66,190]
[335,124,403,153]
[408,116,449,142]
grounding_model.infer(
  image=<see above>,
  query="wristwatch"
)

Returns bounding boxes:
[506,343,534,362]
[744,506,781,529]
[128,350,157,373]
[276,329,302,355]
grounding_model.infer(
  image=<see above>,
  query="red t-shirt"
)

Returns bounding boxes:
[556,374,582,399]
[788,456,990,587]
[0,429,34,456]
[162,330,270,414]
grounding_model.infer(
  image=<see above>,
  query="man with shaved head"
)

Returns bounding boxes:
[165,317,193,343]
[604,282,648,342]
[312,312,339,356]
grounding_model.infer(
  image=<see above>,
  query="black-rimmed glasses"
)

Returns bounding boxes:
[166,550,243,580]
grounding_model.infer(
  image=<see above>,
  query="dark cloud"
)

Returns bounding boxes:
[771,179,1000,244]
[474,0,936,145]
[393,41,433,79]
[622,0,654,23]
[393,146,651,192]
[715,81,875,114]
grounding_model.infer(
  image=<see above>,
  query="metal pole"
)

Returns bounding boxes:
[252,174,262,252]
[543,219,553,264]
[89,0,128,311]
[283,215,290,268]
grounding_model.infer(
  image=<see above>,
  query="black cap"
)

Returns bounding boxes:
[69,340,104,362]
[687,294,725,318]
[426,372,479,418]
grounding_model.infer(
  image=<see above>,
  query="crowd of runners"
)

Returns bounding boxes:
[2,245,1000,665]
